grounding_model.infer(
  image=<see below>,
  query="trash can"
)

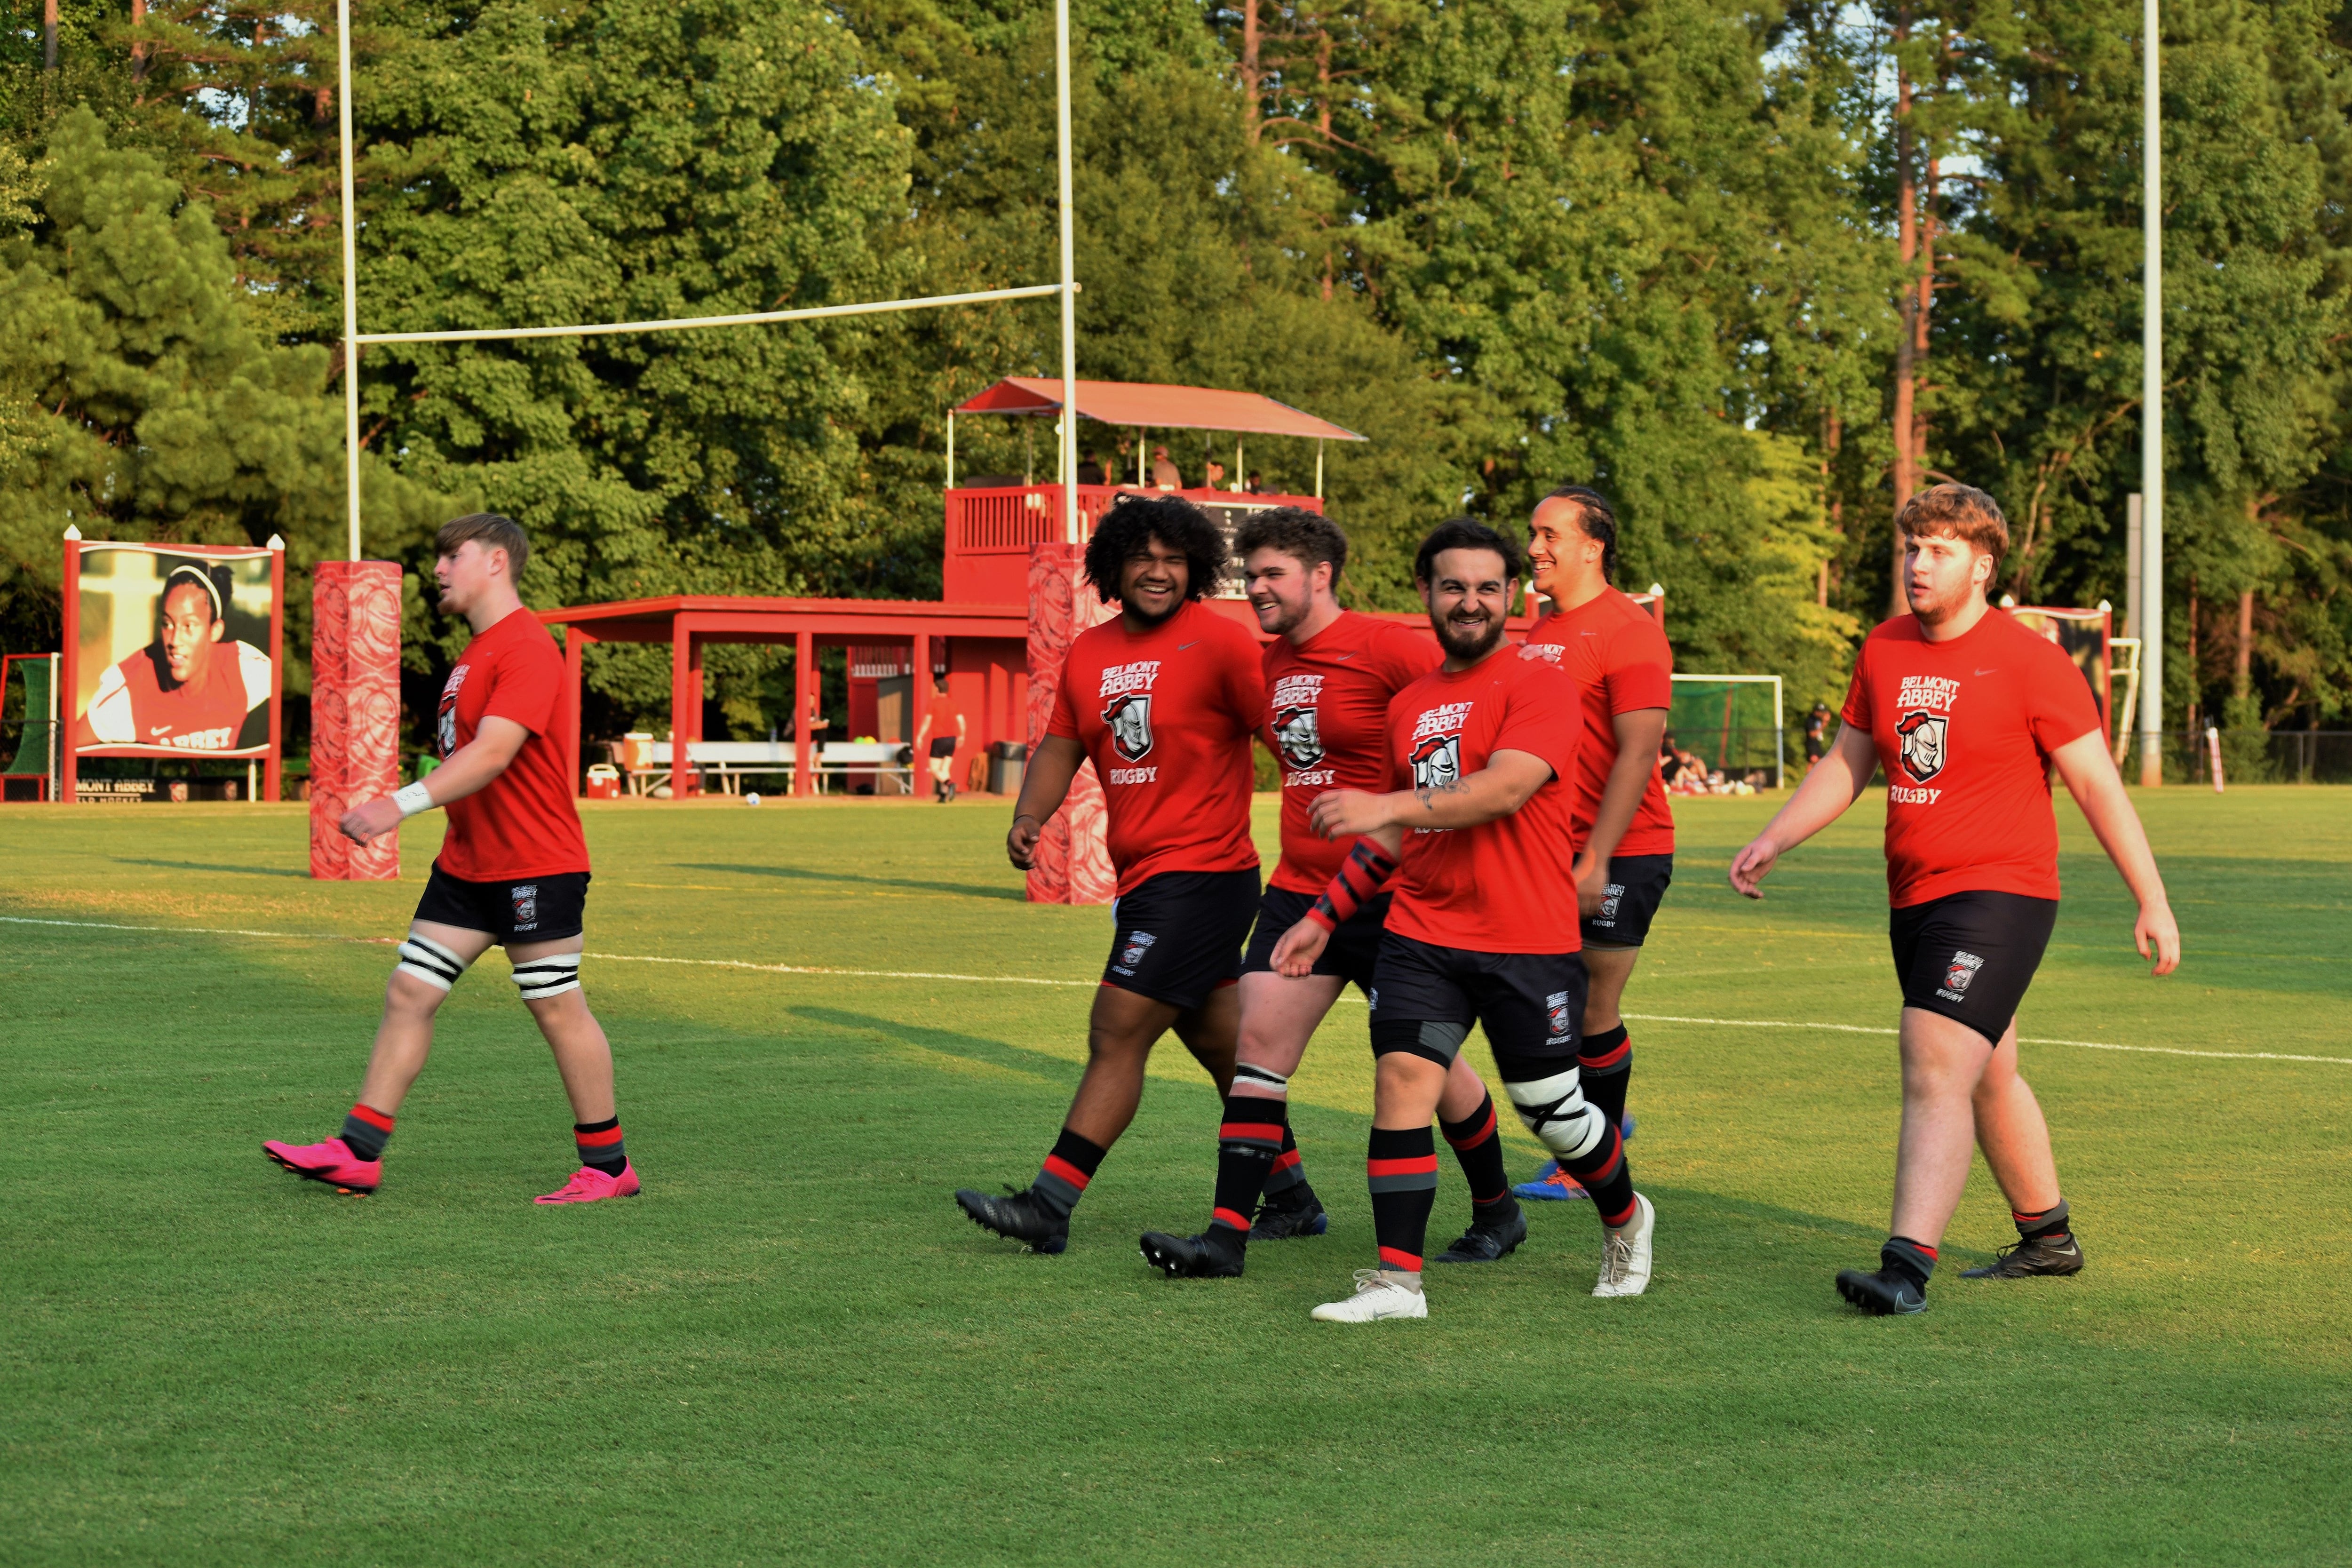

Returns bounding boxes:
[988,740,1027,797]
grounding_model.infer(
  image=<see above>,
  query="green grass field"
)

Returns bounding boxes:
[4,787,2348,1566]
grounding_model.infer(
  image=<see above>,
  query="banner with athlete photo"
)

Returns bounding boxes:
[62,538,285,764]
[2006,605,2110,734]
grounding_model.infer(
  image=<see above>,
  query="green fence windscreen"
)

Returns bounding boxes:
[1667,678,1782,782]
[2,657,58,780]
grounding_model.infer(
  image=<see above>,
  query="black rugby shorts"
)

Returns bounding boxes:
[1241,884,1389,994]
[1581,852,1673,950]
[1102,868,1261,1011]
[414,864,589,945]
[1889,888,2058,1046]
[1367,931,1587,1067]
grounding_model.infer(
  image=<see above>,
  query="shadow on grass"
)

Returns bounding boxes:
[679,861,1026,903]
[111,857,310,880]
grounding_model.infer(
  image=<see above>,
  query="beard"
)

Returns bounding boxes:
[1251,588,1310,637]
[1433,607,1507,662]
[1122,588,1182,629]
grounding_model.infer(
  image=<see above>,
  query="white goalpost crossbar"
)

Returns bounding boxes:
[333,0,1080,562]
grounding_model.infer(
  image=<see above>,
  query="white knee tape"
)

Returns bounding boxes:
[510,952,581,1002]
[1233,1063,1290,1093]
[396,934,469,993]
[1505,1068,1605,1161]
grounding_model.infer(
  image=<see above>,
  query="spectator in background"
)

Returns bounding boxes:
[1077,451,1106,486]
[1803,701,1832,765]
[1657,731,1684,788]
[913,677,967,804]
[1205,459,1227,491]
[1246,471,1266,494]
[1113,438,1135,486]
[1151,446,1182,489]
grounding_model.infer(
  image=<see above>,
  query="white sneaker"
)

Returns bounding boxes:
[1311,1268,1430,1322]
[1593,1192,1655,1297]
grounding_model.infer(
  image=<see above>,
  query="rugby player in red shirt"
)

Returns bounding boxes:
[1139,509,1527,1278]
[955,497,1268,1255]
[264,514,638,1204]
[1730,485,2179,1314]
[1274,520,1656,1321]
[1514,486,1674,1200]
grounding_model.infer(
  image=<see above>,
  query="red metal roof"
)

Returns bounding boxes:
[953,378,1366,442]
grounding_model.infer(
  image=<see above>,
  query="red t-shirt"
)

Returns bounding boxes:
[434,608,590,882]
[1046,597,1263,894]
[1264,611,1443,892]
[924,695,962,738]
[1840,607,2103,907]
[1519,588,1676,856]
[1382,647,1583,954]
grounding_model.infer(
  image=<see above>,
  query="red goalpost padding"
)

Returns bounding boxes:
[310,561,404,881]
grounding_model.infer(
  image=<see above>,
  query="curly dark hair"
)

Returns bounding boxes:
[1413,517,1521,585]
[1233,506,1348,584]
[1541,484,1620,584]
[1083,494,1227,605]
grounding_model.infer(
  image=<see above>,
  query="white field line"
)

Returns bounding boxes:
[4,913,2347,1067]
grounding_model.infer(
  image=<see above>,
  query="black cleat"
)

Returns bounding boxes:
[1962,1233,2084,1279]
[1249,1186,1330,1239]
[1433,1202,1527,1264]
[1836,1265,1928,1315]
[1139,1229,1244,1278]
[954,1186,1069,1254]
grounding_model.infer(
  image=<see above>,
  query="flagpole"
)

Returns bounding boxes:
[1055,0,1080,546]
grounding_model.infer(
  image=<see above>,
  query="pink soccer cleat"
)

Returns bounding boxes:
[534,1161,641,1205]
[262,1136,381,1195]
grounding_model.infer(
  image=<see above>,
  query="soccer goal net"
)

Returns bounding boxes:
[1667,674,1785,789]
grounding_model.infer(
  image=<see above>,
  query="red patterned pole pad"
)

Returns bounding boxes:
[1025,544,1118,905]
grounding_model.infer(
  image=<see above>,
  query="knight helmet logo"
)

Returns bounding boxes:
[1945,950,1985,992]
[1104,692,1153,762]
[1598,884,1624,922]
[1895,709,1947,782]
[1273,705,1324,769]
[1121,931,1158,968]
[511,884,539,927]
[1410,733,1462,790]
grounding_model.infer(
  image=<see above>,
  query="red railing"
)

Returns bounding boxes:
[946,484,1323,555]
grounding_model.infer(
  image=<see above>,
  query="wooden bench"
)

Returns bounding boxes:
[621,740,914,796]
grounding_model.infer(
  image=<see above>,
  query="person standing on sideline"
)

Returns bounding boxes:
[913,677,967,803]
[954,495,1271,1256]
[1729,483,2179,1314]
[264,513,639,1205]
[1513,487,1674,1202]
[1803,701,1833,766]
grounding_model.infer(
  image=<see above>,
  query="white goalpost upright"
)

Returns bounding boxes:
[333,0,1083,561]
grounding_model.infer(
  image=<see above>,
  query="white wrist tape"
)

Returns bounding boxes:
[392,780,435,818]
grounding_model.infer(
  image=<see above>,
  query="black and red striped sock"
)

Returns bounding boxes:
[1561,1118,1637,1229]
[1261,1126,1309,1199]
[1883,1235,1938,1289]
[1032,1127,1106,1220]
[1210,1091,1287,1237]
[573,1117,626,1177]
[2012,1199,2071,1242]
[1440,1091,1510,1211]
[339,1103,393,1162]
[1366,1125,1438,1274]
[1577,1025,1632,1131]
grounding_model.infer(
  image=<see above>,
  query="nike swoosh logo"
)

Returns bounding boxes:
[1178,641,1200,650]
[1975,668,1997,676]
[150,725,172,736]
[1333,652,1357,661]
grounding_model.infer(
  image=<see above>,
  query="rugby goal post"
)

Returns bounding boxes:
[321,0,1086,876]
